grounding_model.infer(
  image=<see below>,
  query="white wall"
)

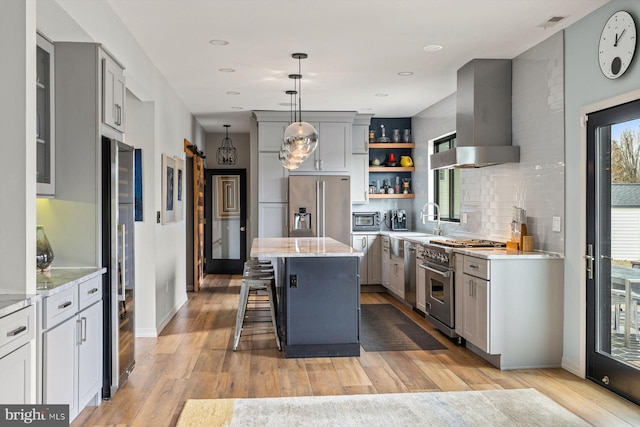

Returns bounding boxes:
[37,0,206,335]
[564,0,640,375]
[125,91,157,335]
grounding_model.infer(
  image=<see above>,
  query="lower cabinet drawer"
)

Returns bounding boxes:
[463,256,490,280]
[78,276,102,311]
[0,305,35,358]
[43,286,78,330]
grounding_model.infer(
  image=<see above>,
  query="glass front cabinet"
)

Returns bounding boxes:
[36,34,55,196]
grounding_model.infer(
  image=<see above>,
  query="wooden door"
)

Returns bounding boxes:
[185,140,205,292]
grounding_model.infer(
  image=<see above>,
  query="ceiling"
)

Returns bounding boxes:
[95,1,609,132]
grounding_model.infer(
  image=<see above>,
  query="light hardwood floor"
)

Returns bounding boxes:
[73,274,640,426]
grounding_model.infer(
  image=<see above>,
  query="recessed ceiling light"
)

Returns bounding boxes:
[219,68,235,73]
[375,93,389,97]
[360,108,373,111]
[209,39,229,45]
[226,91,240,95]
[231,106,243,110]
[398,72,414,76]
[423,44,443,52]
[278,102,295,107]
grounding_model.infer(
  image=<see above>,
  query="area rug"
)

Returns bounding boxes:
[359,303,447,351]
[176,389,590,426]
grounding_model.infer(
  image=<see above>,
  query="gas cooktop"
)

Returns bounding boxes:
[431,239,506,248]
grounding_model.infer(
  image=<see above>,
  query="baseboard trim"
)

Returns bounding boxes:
[136,328,158,338]
[561,357,584,378]
[156,294,189,334]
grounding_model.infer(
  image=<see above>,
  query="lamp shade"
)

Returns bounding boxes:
[278,149,303,170]
[283,121,318,157]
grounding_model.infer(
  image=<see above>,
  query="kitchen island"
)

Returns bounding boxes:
[250,237,363,358]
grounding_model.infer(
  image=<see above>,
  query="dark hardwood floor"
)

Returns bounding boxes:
[72,274,640,426]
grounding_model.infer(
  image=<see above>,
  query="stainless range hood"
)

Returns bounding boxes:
[431,59,519,170]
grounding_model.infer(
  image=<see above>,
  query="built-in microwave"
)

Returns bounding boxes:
[352,211,381,231]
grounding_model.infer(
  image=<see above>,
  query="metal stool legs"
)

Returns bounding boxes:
[233,262,281,351]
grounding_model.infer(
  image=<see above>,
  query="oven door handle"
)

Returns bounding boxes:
[419,263,452,278]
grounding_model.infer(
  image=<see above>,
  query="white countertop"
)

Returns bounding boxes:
[0,294,40,318]
[454,247,564,260]
[251,237,363,258]
[36,267,107,296]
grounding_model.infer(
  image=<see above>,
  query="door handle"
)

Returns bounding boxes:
[240,226,246,232]
[584,244,594,280]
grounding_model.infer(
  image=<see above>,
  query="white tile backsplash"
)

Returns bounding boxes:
[410,32,565,254]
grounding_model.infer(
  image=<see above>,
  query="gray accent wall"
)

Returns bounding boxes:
[564,0,640,375]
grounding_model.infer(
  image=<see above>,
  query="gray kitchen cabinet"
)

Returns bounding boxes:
[389,258,405,299]
[350,153,369,204]
[258,203,288,238]
[351,234,381,285]
[258,152,289,203]
[102,53,126,132]
[36,33,55,196]
[460,271,489,353]
[455,253,563,369]
[351,121,371,154]
[41,275,103,422]
[294,122,352,173]
[381,236,390,289]
[258,121,289,152]
[0,305,35,404]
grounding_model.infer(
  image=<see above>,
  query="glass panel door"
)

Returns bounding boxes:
[204,169,246,274]
[586,99,640,405]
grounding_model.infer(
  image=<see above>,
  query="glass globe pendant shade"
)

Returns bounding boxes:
[278,148,303,170]
[283,121,318,157]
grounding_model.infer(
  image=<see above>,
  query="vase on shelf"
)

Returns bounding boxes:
[36,225,54,272]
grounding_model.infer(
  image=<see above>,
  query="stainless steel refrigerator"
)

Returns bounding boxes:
[101,136,135,398]
[288,175,351,245]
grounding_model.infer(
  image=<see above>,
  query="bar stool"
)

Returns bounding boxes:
[233,261,281,351]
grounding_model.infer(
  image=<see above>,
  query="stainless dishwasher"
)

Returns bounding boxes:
[404,240,417,308]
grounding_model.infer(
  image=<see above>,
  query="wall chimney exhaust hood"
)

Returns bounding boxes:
[430,59,519,170]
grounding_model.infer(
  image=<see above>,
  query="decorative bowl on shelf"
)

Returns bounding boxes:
[385,162,397,167]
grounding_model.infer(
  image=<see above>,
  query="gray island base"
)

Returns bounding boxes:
[250,237,363,358]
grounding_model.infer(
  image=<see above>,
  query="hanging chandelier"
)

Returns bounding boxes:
[216,124,237,165]
[282,53,318,163]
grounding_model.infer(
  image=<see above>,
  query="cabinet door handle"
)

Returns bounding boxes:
[469,264,479,269]
[77,319,83,345]
[88,287,99,295]
[58,301,72,310]
[7,325,27,337]
[81,317,87,342]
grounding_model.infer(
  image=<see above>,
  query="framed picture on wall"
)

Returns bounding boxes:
[161,153,175,224]
[174,157,184,222]
[134,148,143,222]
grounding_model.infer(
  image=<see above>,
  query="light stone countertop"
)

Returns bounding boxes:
[454,247,564,260]
[251,237,363,258]
[0,294,41,318]
[36,267,107,296]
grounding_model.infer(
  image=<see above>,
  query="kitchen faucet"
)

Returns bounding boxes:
[421,202,442,235]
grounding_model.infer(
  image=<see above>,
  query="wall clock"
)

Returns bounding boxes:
[599,10,637,79]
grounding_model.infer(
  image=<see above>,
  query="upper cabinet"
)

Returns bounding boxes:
[102,54,126,133]
[36,34,55,197]
[295,121,352,173]
[352,114,373,154]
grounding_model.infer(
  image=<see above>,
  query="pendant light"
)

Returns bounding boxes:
[279,89,304,170]
[216,124,237,165]
[283,53,318,158]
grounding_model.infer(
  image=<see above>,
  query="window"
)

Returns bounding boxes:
[433,134,460,222]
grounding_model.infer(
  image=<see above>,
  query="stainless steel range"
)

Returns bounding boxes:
[417,238,505,340]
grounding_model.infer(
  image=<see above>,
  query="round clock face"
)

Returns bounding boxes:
[599,11,637,79]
